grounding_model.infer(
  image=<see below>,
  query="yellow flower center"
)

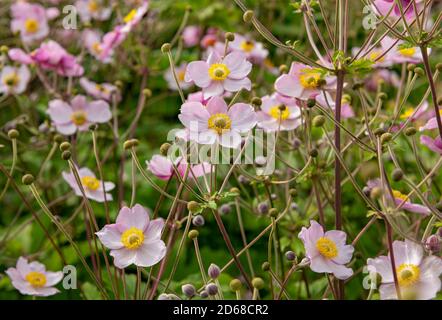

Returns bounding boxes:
[208,113,232,135]
[369,51,385,62]
[121,227,145,249]
[95,84,108,93]
[25,271,47,288]
[25,19,39,34]
[299,69,322,89]
[92,42,102,54]
[177,70,186,82]
[398,47,416,57]
[71,111,87,126]
[269,105,290,121]
[88,0,99,12]
[316,237,338,259]
[392,190,409,202]
[240,40,255,52]
[3,73,20,87]
[400,107,415,120]
[397,263,420,287]
[124,9,137,23]
[81,176,100,191]
[208,63,230,81]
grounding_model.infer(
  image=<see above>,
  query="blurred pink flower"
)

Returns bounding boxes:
[62,167,115,202]
[229,34,268,64]
[96,204,166,269]
[79,77,120,102]
[9,40,84,77]
[367,239,442,299]
[185,51,252,99]
[0,65,31,95]
[178,96,257,148]
[82,29,111,63]
[10,2,49,44]
[164,63,193,91]
[364,69,400,91]
[147,155,211,181]
[75,0,112,22]
[187,91,208,105]
[298,220,354,280]
[316,92,355,119]
[420,135,442,154]
[257,94,301,132]
[47,95,112,135]
[275,62,333,101]
[381,36,428,64]
[420,110,442,131]
[182,26,202,47]
[372,0,424,23]
[6,257,63,297]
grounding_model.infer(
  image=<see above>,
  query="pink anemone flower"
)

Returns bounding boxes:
[164,63,193,91]
[372,0,424,23]
[420,135,442,155]
[10,2,49,44]
[147,155,211,181]
[96,204,166,269]
[62,167,115,202]
[256,94,301,132]
[298,220,354,280]
[185,51,252,99]
[75,0,112,23]
[0,65,31,95]
[229,34,268,64]
[420,110,442,131]
[47,95,112,135]
[182,26,202,47]
[275,62,333,101]
[6,257,63,297]
[367,239,442,300]
[178,96,257,148]
[381,36,428,64]
[316,92,355,119]
[79,77,120,102]
[82,29,111,63]
[9,40,84,77]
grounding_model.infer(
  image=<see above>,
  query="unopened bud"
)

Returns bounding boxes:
[61,150,71,160]
[413,67,424,76]
[251,97,262,107]
[252,277,264,290]
[268,208,278,218]
[243,10,254,22]
[7,129,19,139]
[22,174,34,185]
[257,202,269,215]
[261,261,270,271]
[380,132,392,144]
[160,143,171,156]
[219,204,231,215]
[53,134,64,144]
[192,215,205,227]
[161,43,171,53]
[59,141,71,151]
[425,235,440,254]
[208,263,221,279]
[181,284,196,298]
[206,283,218,296]
[187,201,200,213]
[279,64,288,73]
[307,98,316,108]
[309,148,318,158]
[405,127,417,136]
[123,139,139,150]
[312,115,325,127]
[143,88,152,97]
[225,32,235,42]
[392,168,403,181]
[188,229,199,239]
[229,279,242,291]
[285,250,296,261]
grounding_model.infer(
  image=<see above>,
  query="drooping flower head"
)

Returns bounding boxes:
[10,2,50,44]
[367,239,442,299]
[298,220,354,280]
[6,257,63,297]
[47,95,112,135]
[185,51,252,99]
[96,204,166,269]
[147,155,211,181]
[178,96,257,148]
[62,167,115,202]
[0,65,31,95]
[256,94,301,132]
[79,77,120,102]
[229,34,268,64]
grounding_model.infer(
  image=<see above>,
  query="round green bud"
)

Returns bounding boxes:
[306,98,316,108]
[161,43,171,53]
[185,5,193,12]
[268,208,278,218]
[188,229,199,239]
[279,64,288,74]
[7,129,19,139]
[229,187,240,195]
[404,127,417,136]
[243,10,254,22]
[114,80,123,88]
[187,201,201,213]
[392,168,403,181]
[22,174,35,185]
[225,32,235,42]
[436,63,442,72]
[289,188,297,197]
[381,132,393,144]
[143,88,152,97]
[261,261,270,271]
[160,143,171,156]
[374,127,386,136]
[413,67,424,76]
[309,148,319,158]
[229,279,242,291]
[123,139,139,150]
[312,115,325,127]
[251,277,264,290]
[59,141,71,151]
[370,186,382,200]
[407,64,416,72]
[251,97,262,107]
[53,134,64,144]
[0,45,9,54]
[378,92,388,101]
[61,150,71,160]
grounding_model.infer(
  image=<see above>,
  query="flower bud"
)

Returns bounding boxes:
[285,250,296,261]
[200,290,209,298]
[192,215,205,227]
[22,174,34,185]
[208,263,221,279]
[54,134,64,144]
[229,187,240,195]
[407,64,416,72]
[436,63,442,72]
[187,201,200,213]
[404,127,417,136]
[61,150,71,160]
[161,43,171,53]
[123,139,139,150]
[160,143,171,156]
[188,229,199,239]
[413,67,424,76]
[378,92,388,101]
[257,201,269,215]
[292,138,301,149]
[219,204,231,215]
[0,45,8,53]
[425,235,440,254]
[374,127,386,136]
[143,88,152,97]
[59,141,71,151]
[243,10,254,22]
[289,188,297,197]
[279,64,288,74]
[251,97,262,107]
[312,115,325,127]
[238,175,249,184]
[181,284,196,298]
[157,293,171,300]
[268,208,278,218]
[225,32,235,42]
[252,277,264,290]
[380,132,392,144]
[392,168,403,181]
[306,98,316,108]
[309,148,318,158]
[370,186,382,199]
[206,283,218,296]
[229,279,242,291]
[362,186,371,197]
[261,261,270,271]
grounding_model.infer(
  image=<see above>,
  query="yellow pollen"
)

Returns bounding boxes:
[95,84,108,93]
[177,70,186,82]
[299,69,322,89]
[400,107,415,120]
[397,263,420,287]
[121,227,145,249]
[240,40,255,52]
[369,51,385,62]
[316,237,338,259]
[208,63,230,81]
[92,42,102,54]
[392,190,409,202]
[88,0,99,12]
[24,19,39,34]
[269,105,290,121]
[398,47,416,57]
[71,111,87,126]
[81,176,100,191]
[208,113,232,135]
[263,59,275,68]
[3,73,20,87]
[124,9,137,23]
[25,271,47,288]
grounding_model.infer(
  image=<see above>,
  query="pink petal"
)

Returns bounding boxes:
[228,103,257,132]
[223,77,251,92]
[185,61,211,87]
[110,248,137,269]
[85,100,112,123]
[206,96,228,115]
[116,204,149,232]
[275,74,303,98]
[96,224,124,249]
[203,81,224,99]
[134,241,166,267]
